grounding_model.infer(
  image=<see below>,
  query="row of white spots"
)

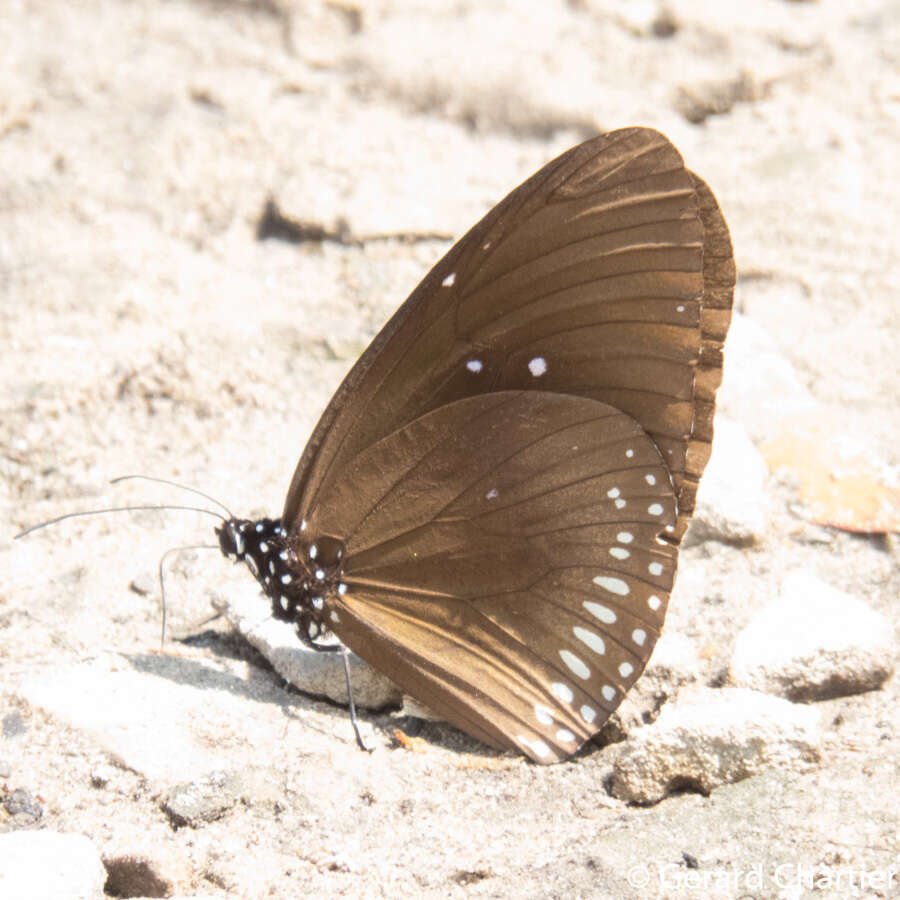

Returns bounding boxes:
[585,586,652,648]
[465,356,547,378]
[517,734,551,758]
[528,700,580,749]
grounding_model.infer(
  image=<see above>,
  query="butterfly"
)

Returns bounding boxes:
[218,127,734,762]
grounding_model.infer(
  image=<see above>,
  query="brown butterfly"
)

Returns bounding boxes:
[218,127,735,762]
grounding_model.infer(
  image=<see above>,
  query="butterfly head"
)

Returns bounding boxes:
[216,517,346,647]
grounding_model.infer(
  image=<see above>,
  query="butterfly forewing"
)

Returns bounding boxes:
[263,127,734,761]
[283,128,725,532]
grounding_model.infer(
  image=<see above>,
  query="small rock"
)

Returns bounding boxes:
[610,687,820,803]
[0,831,106,900]
[2,712,26,738]
[2,787,43,825]
[163,770,242,829]
[686,418,768,545]
[89,764,116,788]
[162,766,284,829]
[214,583,402,709]
[728,571,894,701]
[672,70,763,123]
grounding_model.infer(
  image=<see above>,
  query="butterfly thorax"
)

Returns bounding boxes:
[216,517,346,648]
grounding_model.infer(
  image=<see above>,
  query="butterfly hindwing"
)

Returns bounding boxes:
[303,391,677,762]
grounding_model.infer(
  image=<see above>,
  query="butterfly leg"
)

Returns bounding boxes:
[341,646,372,753]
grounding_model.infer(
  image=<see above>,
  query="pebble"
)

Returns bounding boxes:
[214,582,402,709]
[610,687,820,803]
[729,570,894,700]
[0,831,106,900]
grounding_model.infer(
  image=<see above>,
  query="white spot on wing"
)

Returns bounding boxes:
[619,662,634,678]
[609,547,629,560]
[534,705,554,725]
[485,487,499,500]
[648,594,662,611]
[645,473,657,485]
[617,531,634,544]
[551,682,574,703]
[560,650,590,679]
[601,685,616,702]
[592,576,629,596]
[580,705,596,724]
[649,562,663,576]
[584,601,617,623]
[528,356,547,377]
[573,626,605,656]
[625,448,634,458]
[442,272,456,287]
[648,503,664,516]
[466,359,483,373]
[556,729,575,743]
[632,628,647,646]
[615,498,626,509]
[607,487,620,499]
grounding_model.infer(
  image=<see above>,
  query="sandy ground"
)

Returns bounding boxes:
[2,1,899,897]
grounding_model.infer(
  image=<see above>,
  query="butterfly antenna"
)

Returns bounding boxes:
[342,647,372,753]
[110,475,235,519]
[14,505,227,540]
[157,544,220,649]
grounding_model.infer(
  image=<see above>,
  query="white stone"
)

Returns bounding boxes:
[729,571,894,700]
[214,582,402,709]
[610,687,820,803]
[0,831,106,900]
[686,417,768,545]
[717,314,817,439]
